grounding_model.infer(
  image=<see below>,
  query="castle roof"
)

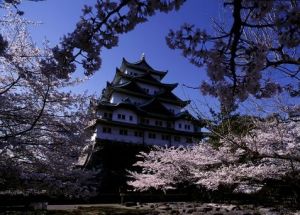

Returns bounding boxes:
[97,100,195,120]
[103,81,190,107]
[139,98,173,116]
[114,68,178,90]
[95,118,202,137]
[111,80,146,95]
[120,57,168,79]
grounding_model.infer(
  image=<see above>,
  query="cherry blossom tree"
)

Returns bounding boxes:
[128,105,300,193]
[0,8,98,197]
[166,0,299,112]
[0,0,186,196]
[132,0,299,195]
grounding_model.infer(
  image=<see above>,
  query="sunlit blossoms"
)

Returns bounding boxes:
[128,109,300,193]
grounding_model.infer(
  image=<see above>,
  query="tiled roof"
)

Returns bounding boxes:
[121,58,168,78]
[112,80,146,95]
[95,118,202,137]
[139,98,174,116]
[115,69,178,90]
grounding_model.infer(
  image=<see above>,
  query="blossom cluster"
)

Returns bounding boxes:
[128,112,300,193]
[0,9,97,197]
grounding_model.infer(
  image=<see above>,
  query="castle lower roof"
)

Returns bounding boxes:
[139,98,173,116]
[102,79,190,107]
[95,118,202,137]
[97,101,195,120]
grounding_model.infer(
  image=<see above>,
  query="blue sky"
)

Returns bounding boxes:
[16,0,228,116]
[15,0,300,116]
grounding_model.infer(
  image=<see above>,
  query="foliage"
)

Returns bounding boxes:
[207,114,256,147]
[166,0,300,111]
[128,106,300,193]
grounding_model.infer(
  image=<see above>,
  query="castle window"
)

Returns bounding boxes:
[129,115,133,121]
[102,127,111,133]
[186,137,193,143]
[143,88,149,94]
[119,129,128,136]
[178,123,182,129]
[148,133,156,139]
[155,120,163,127]
[142,118,149,124]
[118,114,125,120]
[174,136,181,142]
[134,131,143,137]
[104,112,112,119]
[162,134,170,140]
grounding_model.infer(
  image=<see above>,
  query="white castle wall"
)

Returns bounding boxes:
[125,68,161,80]
[136,82,161,95]
[96,125,143,144]
[110,92,146,105]
[97,109,113,119]
[174,119,194,132]
[95,124,193,146]
[112,108,138,124]
[141,117,175,129]
[144,131,170,146]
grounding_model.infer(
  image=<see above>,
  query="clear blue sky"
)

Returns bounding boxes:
[18,0,228,116]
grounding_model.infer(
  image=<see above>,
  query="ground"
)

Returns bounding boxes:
[1,203,299,215]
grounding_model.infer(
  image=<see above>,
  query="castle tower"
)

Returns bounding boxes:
[92,56,202,146]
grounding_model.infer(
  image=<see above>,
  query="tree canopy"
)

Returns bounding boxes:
[167,0,299,112]
[129,107,300,193]
[128,0,300,198]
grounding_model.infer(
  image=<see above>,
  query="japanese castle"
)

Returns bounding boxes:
[92,55,202,146]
